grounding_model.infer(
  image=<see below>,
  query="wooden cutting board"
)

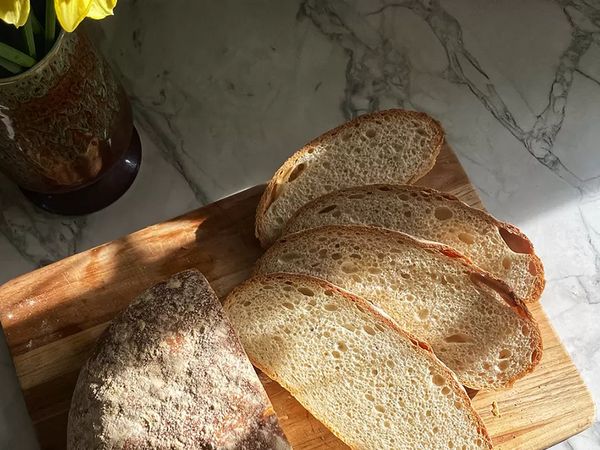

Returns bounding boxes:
[0,145,594,450]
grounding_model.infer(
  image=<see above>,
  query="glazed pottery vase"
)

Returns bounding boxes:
[0,29,141,215]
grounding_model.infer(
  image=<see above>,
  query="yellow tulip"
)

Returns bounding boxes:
[87,0,116,19]
[54,0,91,32]
[0,0,30,27]
[0,0,116,31]
[55,0,116,32]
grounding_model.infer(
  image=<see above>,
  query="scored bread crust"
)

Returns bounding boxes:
[255,110,445,247]
[256,225,543,388]
[283,184,545,303]
[224,273,493,449]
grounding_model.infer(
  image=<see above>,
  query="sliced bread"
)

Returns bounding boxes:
[224,273,493,450]
[67,270,290,450]
[255,109,444,246]
[283,184,544,303]
[255,226,542,390]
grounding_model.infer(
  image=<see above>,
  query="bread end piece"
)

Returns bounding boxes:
[67,269,291,450]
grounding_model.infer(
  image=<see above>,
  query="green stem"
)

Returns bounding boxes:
[23,16,37,59]
[0,55,23,74]
[30,11,43,35]
[0,42,36,68]
[45,0,56,52]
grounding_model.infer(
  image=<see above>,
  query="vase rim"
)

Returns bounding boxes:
[0,30,69,85]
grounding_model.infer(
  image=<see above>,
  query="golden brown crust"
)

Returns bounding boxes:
[255,110,445,247]
[225,272,493,449]
[257,224,543,387]
[283,183,545,303]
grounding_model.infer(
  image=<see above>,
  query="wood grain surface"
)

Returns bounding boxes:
[0,145,594,449]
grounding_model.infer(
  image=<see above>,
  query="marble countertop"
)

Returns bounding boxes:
[1,0,599,448]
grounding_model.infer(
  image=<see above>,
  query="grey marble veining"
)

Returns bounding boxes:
[1,0,599,448]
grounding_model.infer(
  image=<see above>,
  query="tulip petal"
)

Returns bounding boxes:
[54,0,92,32]
[0,0,30,28]
[87,0,116,19]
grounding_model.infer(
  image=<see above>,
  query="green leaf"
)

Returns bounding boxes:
[30,11,43,35]
[45,0,56,52]
[0,55,24,75]
[23,16,37,58]
[0,42,35,68]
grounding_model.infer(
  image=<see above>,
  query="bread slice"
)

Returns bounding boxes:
[255,226,542,390]
[67,270,290,450]
[255,109,444,246]
[224,273,493,450]
[283,184,545,303]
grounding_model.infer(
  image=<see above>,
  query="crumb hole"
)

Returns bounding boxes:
[278,252,301,262]
[297,287,315,296]
[341,261,359,273]
[499,349,511,359]
[337,341,348,352]
[324,303,338,311]
[348,193,366,199]
[498,226,533,254]
[288,163,306,182]
[502,256,513,269]
[434,206,453,220]
[432,374,445,386]
[363,325,376,336]
[318,204,337,214]
[342,323,356,332]
[444,333,474,344]
[366,129,376,138]
[458,232,475,244]
[529,259,538,275]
